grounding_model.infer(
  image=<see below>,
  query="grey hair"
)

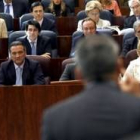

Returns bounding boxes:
[75,34,119,82]
[128,0,140,7]
[133,20,140,31]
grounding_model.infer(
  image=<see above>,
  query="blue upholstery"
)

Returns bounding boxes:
[19,13,56,29]
[41,0,75,13]
[0,13,13,34]
[77,10,113,24]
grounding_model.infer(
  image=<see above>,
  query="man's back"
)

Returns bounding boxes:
[42,81,140,140]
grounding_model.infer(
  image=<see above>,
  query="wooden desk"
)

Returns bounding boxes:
[0,84,83,140]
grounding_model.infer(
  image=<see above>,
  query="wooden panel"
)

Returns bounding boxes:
[0,38,8,59]
[57,35,72,57]
[13,18,20,31]
[56,17,77,35]
[0,84,83,140]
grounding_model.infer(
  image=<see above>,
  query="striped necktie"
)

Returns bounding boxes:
[5,4,10,14]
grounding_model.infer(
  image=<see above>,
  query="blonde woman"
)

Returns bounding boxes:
[0,18,8,38]
[77,0,111,31]
[45,0,71,17]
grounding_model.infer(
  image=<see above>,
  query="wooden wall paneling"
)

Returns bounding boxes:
[0,38,8,59]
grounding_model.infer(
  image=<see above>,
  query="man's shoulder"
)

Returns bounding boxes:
[1,59,13,68]
[125,36,137,44]
[125,15,136,21]
[43,17,54,24]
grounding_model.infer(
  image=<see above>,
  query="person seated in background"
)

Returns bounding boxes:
[121,20,140,57]
[21,1,57,33]
[100,0,122,16]
[122,48,140,82]
[59,63,76,81]
[17,20,52,58]
[0,41,45,85]
[0,18,8,38]
[124,0,140,29]
[77,0,111,31]
[44,0,71,17]
[0,0,29,18]
[41,34,140,140]
[70,17,97,57]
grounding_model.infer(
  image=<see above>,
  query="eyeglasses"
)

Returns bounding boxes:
[130,4,140,10]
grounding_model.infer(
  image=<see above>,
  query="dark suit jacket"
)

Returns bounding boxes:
[42,81,140,140]
[59,63,76,81]
[17,35,52,56]
[124,15,136,29]
[0,0,29,18]
[70,33,84,57]
[121,36,138,57]
[0,58,45,85]
[21,17,57,33]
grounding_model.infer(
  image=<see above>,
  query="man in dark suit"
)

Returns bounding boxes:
[0,41,45,85]
[121,20,140,57]
[0,0,29,18]
[17,20,52,58]
[70,17,96,57]
[41,34,140,140]
[124,0,140,28]
[21,1,57,33]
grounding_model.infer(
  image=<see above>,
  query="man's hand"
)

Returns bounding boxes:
[41,53,51,59]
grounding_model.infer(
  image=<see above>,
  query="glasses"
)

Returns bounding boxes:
[130,5,140,10]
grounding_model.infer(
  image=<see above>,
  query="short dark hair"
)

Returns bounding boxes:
[75,34,119,82]
[30,1,44,12]
[9,41,26,52]
[82,17,97,30]
[25,20,41,32]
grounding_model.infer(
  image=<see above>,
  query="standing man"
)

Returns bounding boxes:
[0,0,29,18]
[21,1,57,33]
[0,41,45,85]
[42,35,140,140]
[17,20,52,58]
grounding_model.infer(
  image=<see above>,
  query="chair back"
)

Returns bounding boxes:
[19,13,56,29]
[125,49,138,68]
[0,13,13,33]
[77,10,113,24]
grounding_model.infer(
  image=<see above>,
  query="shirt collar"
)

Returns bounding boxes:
[33,18,43,26]
[3,0,12,6]
[14,61,25,69]
[27,37,37,44]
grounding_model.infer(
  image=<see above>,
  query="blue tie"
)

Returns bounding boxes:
[5,4,10,14]
[16,67,22,86]
[31,42,36,55]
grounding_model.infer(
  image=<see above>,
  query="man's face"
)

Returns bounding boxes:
[32,5,44,21]
[135,25,140,39]
[26,25,39,41]
[130,1,140,16]
[53,0,61,5]
[87,9,100,23]
[10,45,26,66]
[83,20,96,36]
[4,0,12,4]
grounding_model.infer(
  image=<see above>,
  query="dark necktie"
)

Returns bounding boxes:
[5,4,10,14]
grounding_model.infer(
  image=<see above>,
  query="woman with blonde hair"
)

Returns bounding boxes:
[77,0,111,31]
[0,18,8,38]
[45,0,71,17]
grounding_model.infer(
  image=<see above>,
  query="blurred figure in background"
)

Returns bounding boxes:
[0,18,8,38]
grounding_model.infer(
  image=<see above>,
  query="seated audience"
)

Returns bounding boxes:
[100,0,122,16]
[0,41,45,85]
[77,0,111,31]
[21,1,57,33]
[41,34,140,140]
[124,0,140,29]
[0,18,8,38]
[44,0,71,17]
[123,49,140,82]
[121,20,140,57]
[59,63,76,81]
[70,17,97,57]
[17,20,52,58]
[0,0,29,18]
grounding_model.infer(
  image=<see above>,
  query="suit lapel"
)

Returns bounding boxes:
[25,37,32,54]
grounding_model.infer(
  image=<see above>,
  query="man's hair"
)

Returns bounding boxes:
[133,20,140,31]
[82,17,97,30]
[9,41,26,52]
[25,20,41,32]
[30,1,44,12]
[75,34,119,82]
[128,0,140,7]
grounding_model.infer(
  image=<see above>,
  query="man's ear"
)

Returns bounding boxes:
[74,66,83,80]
